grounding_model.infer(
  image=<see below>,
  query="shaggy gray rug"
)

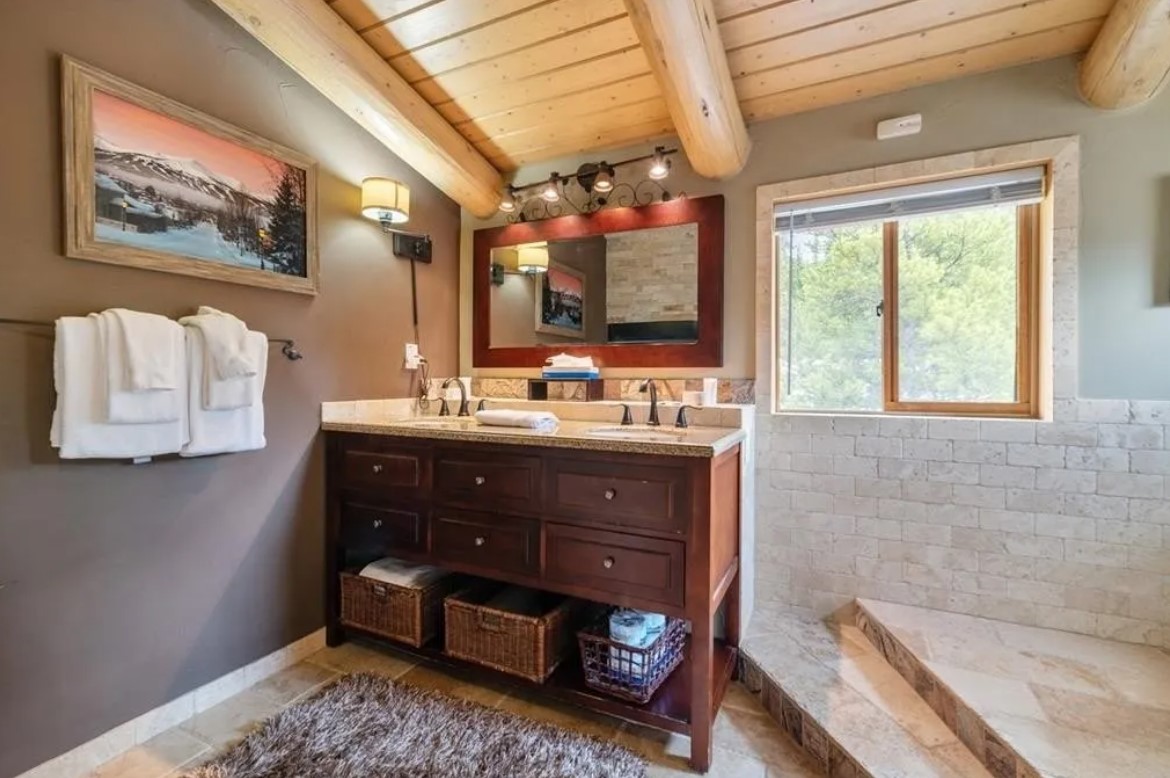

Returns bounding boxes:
[185,673,647,778]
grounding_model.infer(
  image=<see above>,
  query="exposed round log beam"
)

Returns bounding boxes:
[1080,0,1170,109]
[623,0,751,179]
[208,0,503,217]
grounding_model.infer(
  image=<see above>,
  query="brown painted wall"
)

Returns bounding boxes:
[0,2,460,776]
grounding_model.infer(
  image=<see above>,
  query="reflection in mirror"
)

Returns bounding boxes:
[488,223,698,348]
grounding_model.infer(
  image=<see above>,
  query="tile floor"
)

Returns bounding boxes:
[741,605,992,777]
[859,599,1170,778]
[84,641,820,778]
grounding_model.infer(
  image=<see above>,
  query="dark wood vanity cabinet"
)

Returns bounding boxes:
[324,431,742,772]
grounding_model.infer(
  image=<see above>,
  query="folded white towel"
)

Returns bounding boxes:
[545,353,595,368]
[180,305,257,379]
[180,327,267,457]
[95,311,182,424]
[179,307,260,410]
[108,308,181,391]
[51,317,188,460]
[359,558,449,588]
[475,409,559,432]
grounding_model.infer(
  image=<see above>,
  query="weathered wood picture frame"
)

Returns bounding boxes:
[62,56,319,295]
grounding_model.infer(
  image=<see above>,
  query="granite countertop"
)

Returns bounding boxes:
[320,415,746,458]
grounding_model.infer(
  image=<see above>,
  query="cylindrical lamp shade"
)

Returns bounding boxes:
[516,244,549,274]
[361,177,410,224]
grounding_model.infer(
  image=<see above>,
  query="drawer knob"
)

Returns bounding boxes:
[602,556,615,569]
[475,536,486,547]
[371,464,384,474]
[372,519,383,529]
[474,476,486,486]
[604,488,617,501]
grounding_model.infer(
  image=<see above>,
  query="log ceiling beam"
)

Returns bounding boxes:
[1079,0,1170,109]
[208,0,503,217]
[623,0,751,179]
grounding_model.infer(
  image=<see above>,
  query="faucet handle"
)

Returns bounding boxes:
[438,398,450,416]
[620,403,634,426]
[476,398,487,412]
[674,404,700,429]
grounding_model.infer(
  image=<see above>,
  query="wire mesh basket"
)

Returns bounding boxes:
[577,614,686,704]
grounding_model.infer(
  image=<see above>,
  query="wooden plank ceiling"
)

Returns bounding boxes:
[324,0,1115,172]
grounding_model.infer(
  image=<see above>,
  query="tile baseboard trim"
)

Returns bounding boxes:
[16,629,326,778]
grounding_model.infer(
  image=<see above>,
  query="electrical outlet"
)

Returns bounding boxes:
[403,343,422,370]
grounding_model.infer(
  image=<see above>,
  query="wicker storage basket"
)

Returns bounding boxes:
[339,570,462,647]
[577,614,687,704]
[444,585,578,682]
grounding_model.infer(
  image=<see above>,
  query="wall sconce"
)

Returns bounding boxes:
[361,177,432,263]
[516,244,549,274]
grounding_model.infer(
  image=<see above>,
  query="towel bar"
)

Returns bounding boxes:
[0,317,303,361]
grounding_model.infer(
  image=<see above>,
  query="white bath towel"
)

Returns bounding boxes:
[96,311,183,424]
[359,558,449,588]
[474,409,559,432]
[179,307,259,411]
[180,326,266,457]
[51,317,188,460]
[108,308,180,391]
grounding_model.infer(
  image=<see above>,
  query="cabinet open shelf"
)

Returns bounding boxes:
[343,623,737,736]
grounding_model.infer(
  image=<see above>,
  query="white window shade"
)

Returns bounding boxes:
[775,166,1046,232]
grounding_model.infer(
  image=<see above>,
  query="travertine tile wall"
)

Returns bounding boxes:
[605,224,699,324]
[754,139,1170,649]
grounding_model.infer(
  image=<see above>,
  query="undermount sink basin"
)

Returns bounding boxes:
[395,418,475,430]
[584,425,684,442]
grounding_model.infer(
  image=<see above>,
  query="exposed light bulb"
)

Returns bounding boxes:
[648,148,670,180]
[593,165,614,193]
[541,174,560,202]
[498,188,516,213]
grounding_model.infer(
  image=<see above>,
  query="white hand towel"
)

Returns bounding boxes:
[179,306,258,381]
[51,317,188,459]
[474,409,559,432]
[108,308,181,391]
[181,327,267,457]
[179,307,260,410]
[96,312,182,424]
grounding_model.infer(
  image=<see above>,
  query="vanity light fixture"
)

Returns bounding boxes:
[593,164,615,193]
[648,147,671,180]
[540,174,561,203]
[498,187,518,213]
[498,146,680,220]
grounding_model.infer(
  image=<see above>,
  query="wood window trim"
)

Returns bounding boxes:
[777,202,1042,419]
[881,203,1041,418]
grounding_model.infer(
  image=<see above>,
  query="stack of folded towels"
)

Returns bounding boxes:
[541,353,599,380]
[359,558,449,588]
[51,306,266,460]
[475,408,559,433]
[608,608,668,682]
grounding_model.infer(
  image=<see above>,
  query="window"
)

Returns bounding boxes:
[775,168,1043,417]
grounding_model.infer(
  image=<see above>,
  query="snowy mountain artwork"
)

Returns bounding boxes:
[64,58,317,294]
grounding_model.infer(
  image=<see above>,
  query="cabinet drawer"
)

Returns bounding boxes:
[546,459,690,533]
[431,510,540,578]
[339,501,426,553]
[434,450,541,512]
[339,445,427,498]
[545,523,685,608]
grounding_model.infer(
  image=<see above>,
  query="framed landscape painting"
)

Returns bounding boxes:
[62,57,318,294]
[535,262,586,339]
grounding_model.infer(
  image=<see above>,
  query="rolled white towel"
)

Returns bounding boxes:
[474,409,559,432]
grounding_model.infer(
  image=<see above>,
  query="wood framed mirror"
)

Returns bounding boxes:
[472,195,724,368]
